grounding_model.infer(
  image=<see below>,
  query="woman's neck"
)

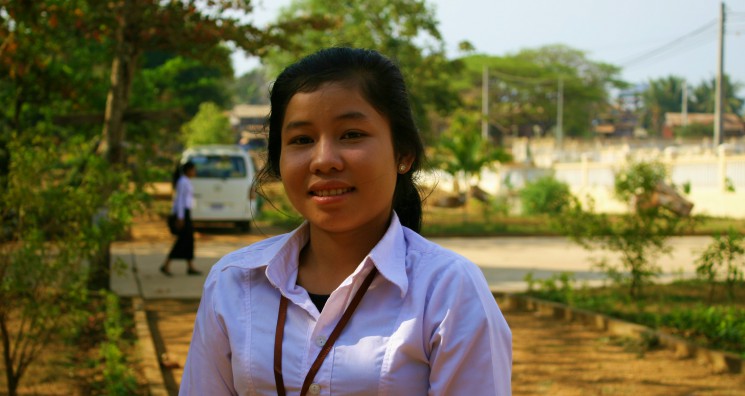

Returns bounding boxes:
[297,220,388,295]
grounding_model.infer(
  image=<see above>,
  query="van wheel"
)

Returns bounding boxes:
[236,221,251,232]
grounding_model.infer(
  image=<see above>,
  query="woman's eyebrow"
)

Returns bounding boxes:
[335,111,367,121]
[284,111,369,131]
[284,120,311,131]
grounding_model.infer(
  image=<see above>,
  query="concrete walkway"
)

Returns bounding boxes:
[112,236,713,298]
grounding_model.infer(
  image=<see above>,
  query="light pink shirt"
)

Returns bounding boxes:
[180,213,512,395]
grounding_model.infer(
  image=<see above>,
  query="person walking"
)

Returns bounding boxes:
[161,161,202,276]
[179,47,512,395]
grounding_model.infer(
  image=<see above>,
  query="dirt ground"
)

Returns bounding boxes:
[132,215,745,395]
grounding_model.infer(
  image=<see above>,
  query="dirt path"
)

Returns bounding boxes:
[509,309,744,395]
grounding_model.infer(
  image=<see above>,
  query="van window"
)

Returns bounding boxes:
[189,155,247,179]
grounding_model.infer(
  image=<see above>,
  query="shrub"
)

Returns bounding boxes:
[663,305,745,355]
[519,175,572,216]
[557,161,696,299]
[100,292,138,395]
[0,132,138,396]
[695,228,745,301]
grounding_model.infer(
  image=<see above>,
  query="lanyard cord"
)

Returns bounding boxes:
[274,267,379,396]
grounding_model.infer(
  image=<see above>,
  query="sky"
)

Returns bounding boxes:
[231,0,745,87]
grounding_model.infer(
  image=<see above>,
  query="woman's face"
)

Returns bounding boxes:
[279,82,411,236]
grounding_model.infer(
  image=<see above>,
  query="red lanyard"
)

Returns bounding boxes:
[274,267,378,396]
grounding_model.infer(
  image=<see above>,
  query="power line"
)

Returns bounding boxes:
[487,68,559,86]
[620,20,717,67]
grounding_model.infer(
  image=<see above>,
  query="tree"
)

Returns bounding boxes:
[558,161,695,299]
[433,109,511,203]
[181,102,235,147]
[90,0,266,166]
[230,68,271,105]
[0,1,111,183]
[135,53,233,117]
[640,75,687,134]
[689,74,744,115]
[695,229,745,302]
[262,0,462,140]
[0,133,138,396]
[457,46,626,138]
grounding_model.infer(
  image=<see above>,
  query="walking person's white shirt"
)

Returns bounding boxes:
[180,212,512,395]
[172,174,193,220]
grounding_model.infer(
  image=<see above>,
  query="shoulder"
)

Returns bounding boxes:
[401,229,497,316]
[403,228,486,287]
[200,234,286,290]
[210,233,289,274]
[177,175,191,188]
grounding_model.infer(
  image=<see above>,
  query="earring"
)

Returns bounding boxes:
[398,164,407,173]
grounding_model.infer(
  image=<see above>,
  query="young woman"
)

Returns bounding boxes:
[180,47,512,395]
[161,161,202,276]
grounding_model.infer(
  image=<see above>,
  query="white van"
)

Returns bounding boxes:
[181,145,259,230]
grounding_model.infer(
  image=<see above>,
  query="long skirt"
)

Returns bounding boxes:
[168,209,194,260]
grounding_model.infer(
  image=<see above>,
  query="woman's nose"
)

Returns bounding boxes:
[309,137,343,174]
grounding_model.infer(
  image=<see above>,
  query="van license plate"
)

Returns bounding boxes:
[211,203,224,210]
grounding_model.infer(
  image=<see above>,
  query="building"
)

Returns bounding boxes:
[663,112,745,138]
[229,104,270,151]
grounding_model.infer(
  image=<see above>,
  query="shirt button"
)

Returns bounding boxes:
[309,383,321,394]
[315,335,327,347]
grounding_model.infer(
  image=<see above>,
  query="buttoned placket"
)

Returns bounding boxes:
[291,264,375,396]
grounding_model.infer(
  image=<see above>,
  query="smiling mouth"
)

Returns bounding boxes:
[311,188,354,197]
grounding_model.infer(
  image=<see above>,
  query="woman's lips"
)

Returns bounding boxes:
[311,187,354,197]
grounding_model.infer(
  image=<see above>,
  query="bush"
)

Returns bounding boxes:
[663,305,745,355]
[674,123,712,138]
[519,175,572,216]
[557,161,696,299]
[0,132,138,396]
[695,228,745,301]
[100,292,138,395]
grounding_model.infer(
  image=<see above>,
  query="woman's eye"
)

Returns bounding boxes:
[288,136,313,145]
[342,131,364,139]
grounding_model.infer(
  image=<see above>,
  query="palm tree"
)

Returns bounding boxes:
[434,109,511,206]
[690,75,744,115]
[641,76,687,135]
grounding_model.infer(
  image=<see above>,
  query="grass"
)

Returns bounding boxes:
[523,276,745,358]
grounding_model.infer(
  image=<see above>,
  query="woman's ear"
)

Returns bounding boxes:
[396,153,415,174]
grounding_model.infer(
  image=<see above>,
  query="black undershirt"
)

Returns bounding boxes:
[308,292,331,312]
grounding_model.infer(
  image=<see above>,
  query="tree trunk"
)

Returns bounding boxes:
[1,316,19,396]
[99,1,138,167]
[90,1,139,291]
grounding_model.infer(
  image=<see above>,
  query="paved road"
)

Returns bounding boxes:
[111,235,712,298]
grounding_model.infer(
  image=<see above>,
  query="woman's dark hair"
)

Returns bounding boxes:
[173,161,196,188]
[256,47,425,232]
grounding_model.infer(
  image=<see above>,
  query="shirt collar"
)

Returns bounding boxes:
[366,212,409,297]
[243,212,410,297]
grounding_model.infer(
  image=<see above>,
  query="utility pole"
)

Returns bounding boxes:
[714,1,725,147]
[556,77,564,149]
[482,65,489,140]
[682,79,688,129]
